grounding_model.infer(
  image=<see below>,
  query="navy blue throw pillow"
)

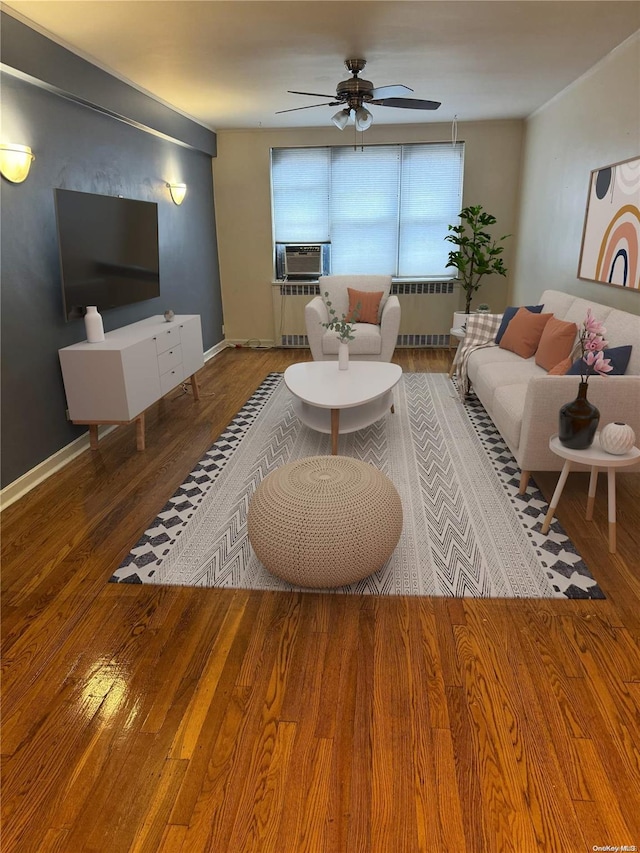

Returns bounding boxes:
[566,345,633,376]
[495,305,544,344]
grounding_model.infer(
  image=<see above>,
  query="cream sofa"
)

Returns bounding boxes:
[465,289,640,490]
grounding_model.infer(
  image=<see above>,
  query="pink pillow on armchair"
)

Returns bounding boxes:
[347,288,384,325]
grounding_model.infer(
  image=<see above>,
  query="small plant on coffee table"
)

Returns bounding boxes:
[321,292,361,343]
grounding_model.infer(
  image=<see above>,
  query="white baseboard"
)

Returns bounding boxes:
[1,341,229,511]
[0,425,117,511]
[225,338,276,348]
[204,339,231,360]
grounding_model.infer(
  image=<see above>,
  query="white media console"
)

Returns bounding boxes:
[58,314,204,451]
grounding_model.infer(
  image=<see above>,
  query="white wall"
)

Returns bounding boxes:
[513,32,640,314]
[213,120,523,342]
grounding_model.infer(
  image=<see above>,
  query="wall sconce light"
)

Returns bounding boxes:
[166,182,187,205]
[0,143,35,183]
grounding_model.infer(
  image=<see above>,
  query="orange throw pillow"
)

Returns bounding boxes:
[534,317,578,371]
[548,356,573,375]
[347,288,384,325]
[498,307,553,358]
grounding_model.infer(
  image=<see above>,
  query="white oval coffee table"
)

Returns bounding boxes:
[284,361,402,455]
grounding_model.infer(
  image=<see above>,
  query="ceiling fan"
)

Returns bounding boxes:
[276,58,440,131]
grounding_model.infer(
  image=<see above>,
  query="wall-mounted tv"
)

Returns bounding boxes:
[54,189,160,321]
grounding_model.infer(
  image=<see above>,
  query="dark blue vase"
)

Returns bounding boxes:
[559,382,600,449]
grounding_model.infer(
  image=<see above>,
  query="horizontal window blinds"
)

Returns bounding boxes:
[330,146,400,274]
[399,143,464,277]
[271,147,330,242]
[271,142,464,277]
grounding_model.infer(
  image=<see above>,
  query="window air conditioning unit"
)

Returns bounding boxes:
[276,243,330,280]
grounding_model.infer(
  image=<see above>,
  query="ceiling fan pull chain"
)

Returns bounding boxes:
[452,114,458,147]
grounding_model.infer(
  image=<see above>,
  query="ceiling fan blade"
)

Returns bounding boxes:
[370,97,441,110]
[276,102,340,114]
[288,90,337,98]
[369,84,413,99]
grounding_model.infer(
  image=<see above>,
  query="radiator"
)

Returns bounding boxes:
[272,281,459,347]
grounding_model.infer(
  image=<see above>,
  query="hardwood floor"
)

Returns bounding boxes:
[2,347,639,852]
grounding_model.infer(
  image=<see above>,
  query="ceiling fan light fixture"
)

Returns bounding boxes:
[331,108,351,130]
[354,106,373,131]
[280,60,441,128]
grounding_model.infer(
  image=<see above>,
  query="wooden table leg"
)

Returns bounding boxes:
[586,466,599,520]
[541,460,572,534]
[607,467,616,554]
[190,372,200,401]
[136,413,146,451]
[330,408,340,455]
[89,424,99,451]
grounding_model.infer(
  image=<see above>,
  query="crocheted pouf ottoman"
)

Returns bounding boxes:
[247,455,403,588]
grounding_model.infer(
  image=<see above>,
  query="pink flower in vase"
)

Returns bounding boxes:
[584,350,613,375]
[583,308,603,334]
[577,309,613,384]
[584,337,604,352]
[559,308,614,450]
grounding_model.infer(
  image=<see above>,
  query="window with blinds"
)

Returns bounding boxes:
[271,142,464,278]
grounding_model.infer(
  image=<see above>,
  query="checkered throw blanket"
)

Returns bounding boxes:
[453,313,503,398]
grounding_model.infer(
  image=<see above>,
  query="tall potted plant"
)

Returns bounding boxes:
[445,205,510,316]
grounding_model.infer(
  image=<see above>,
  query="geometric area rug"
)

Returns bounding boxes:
[111,372,604,599]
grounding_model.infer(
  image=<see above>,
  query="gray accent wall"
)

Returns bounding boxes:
[1,12,216,156]
[1,17,222,488]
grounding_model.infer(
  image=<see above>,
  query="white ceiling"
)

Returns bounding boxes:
[4,1,639,131]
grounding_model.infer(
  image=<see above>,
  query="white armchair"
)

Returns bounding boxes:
[305,275,401,362]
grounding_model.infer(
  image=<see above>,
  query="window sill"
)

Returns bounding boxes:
[273,276,458,284]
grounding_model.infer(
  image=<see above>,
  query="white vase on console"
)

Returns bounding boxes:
[84,306,105,343]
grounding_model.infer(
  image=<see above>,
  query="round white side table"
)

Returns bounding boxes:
[541,433,640,554]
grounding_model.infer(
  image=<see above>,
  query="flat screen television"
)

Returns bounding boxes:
[54,189,160,321]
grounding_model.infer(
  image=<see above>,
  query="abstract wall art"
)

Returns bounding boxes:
[578,156,640,291]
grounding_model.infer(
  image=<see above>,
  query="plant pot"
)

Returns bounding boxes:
[338,341,349,370]
[559,382,600,449]
[452,311,473,332]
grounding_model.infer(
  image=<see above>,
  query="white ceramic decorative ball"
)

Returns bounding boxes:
[600,422,636,456]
